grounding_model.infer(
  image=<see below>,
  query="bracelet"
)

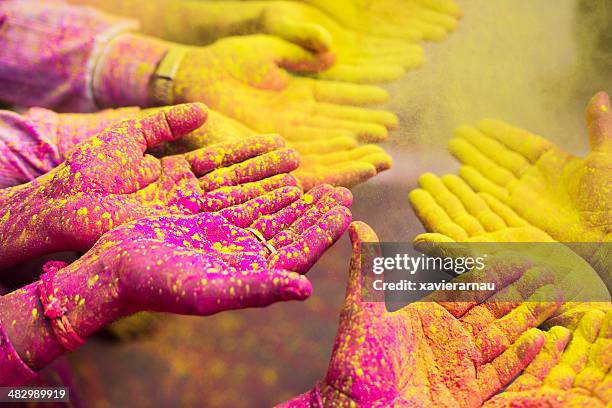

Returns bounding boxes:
[37,261,86,351]
[150,46,188,106]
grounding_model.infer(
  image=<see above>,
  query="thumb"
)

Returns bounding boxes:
[131,103,208,152]
[123,246,312,316]
[413,232,474,261]
[345,221,385,308]
[264,35,335,73]
[195,268,313,315]
[262,11,332,53]
[586,91,612,153]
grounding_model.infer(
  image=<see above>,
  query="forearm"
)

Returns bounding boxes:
[0,0,138,112]
[68,0,267,44]
[0,260,125,373]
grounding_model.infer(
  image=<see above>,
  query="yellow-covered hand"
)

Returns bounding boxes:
[68,0,424,83]
[446,92,612,274]
[173,35,397,143]
[409,172,610,324]
[485,310,612,407]
[248,1,425,82]
[158,109,392,190]
[302,0,462,42]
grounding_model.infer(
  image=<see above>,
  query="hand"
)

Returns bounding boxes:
[159,108,393,190]
[0,104,301,268]
[173,35,398,145]
[445,91,612,274]
[302,0,462,42]
[256,1,425,82]
[485,309,612,407]
[0,187,351,371]
[281,222,563,407]
[408,172,610,322]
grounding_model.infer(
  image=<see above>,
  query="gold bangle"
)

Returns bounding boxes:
[150,46,188,106]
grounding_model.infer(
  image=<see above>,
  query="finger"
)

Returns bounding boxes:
[277,126,355,142]
[448,137,518,187]
[441,174,507,232]
[317,63,406,84]
[199,148,300,191]
[410,19,448,41]
[544,309,606,390]
[477,191,528,227]
[109,103,207,153]
[355,45,424,67]
[313,103,398,129]
[309,79,389,104]
[184,134,285,176]
[180,269,313,314]
[262,185,352,241]
[292,161,377,190]
[574,310,612,391]
[458,166,510,202]
[507,326,572,391]
[477,119,555,163]
[477,328,546,401]
[414,8,459,30]
[408,188,469,241]
[475,285,562,364]
[418,173,486,235]
[219,186,302,228]
[455,125,531,177]
[417,0,464,18]
[202,173,297,211]
[289,136,357,154]
[251,184,334,239]
[264,35,334,73]
[594,371,612,403]
[268,205,352,273]
[304,115,389,143]
[301,144,391,168]
[431,253,532,318]
[159,156,204,214]
[263,14,332,52]
[459,266,557,336]
[586,91,612,153]
[345,221,386,312]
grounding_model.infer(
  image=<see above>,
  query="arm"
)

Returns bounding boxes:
[0,0,142,111]
[0,107,141,188]
[67,0,268,46]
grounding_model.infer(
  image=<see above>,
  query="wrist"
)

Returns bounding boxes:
[0,258,126,371]
[92,33,172,108]
[0,319,37,386]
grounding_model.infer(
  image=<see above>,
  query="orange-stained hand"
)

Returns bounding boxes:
[279,222,563,407]
[486,309,612,407]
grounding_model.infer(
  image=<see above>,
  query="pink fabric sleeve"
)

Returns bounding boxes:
[0,0,138,112]
[0,317,37,386]
[0,106,140,188]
